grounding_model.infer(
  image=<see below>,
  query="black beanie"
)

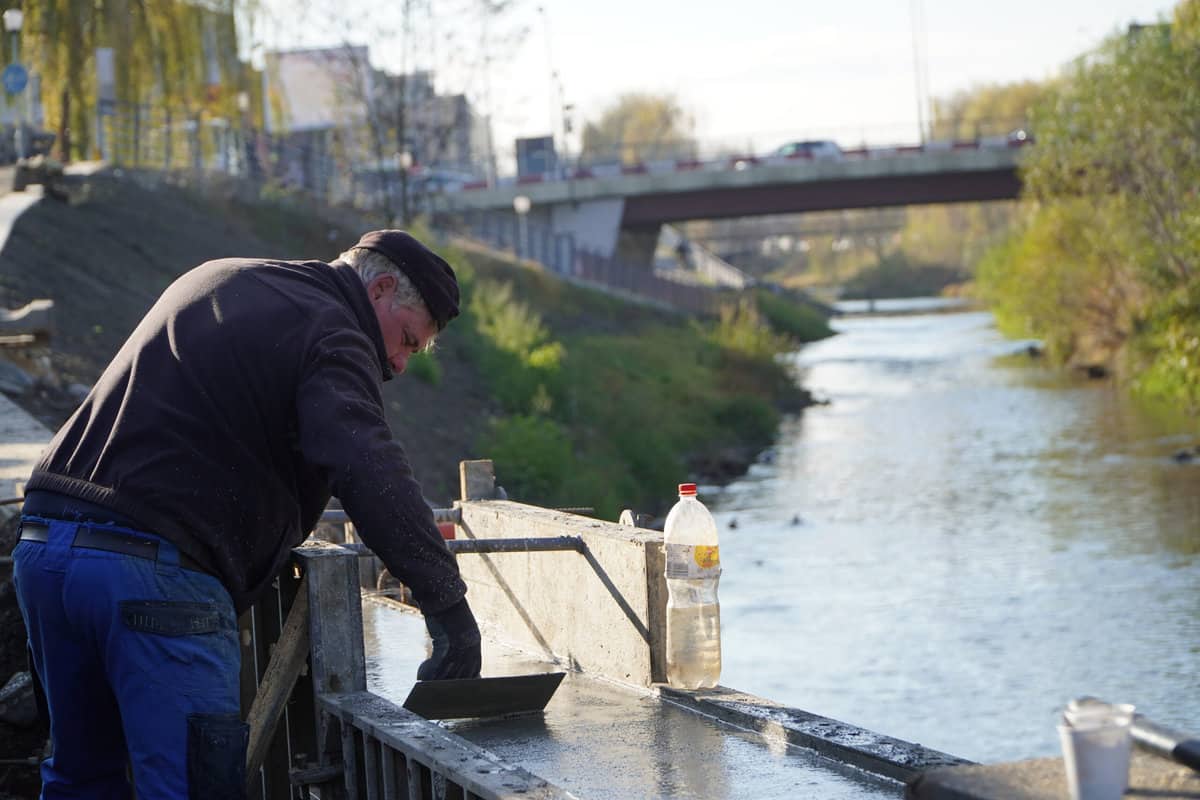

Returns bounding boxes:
[352,230,460,329]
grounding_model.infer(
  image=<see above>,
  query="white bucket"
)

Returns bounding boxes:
[1058,702,1135,800]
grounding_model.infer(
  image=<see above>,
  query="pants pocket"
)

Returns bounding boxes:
[119,600,237,695]
[187,713,249,800]
[120,600,222,636]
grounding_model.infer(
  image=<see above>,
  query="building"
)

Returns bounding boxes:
[262,47,489,210]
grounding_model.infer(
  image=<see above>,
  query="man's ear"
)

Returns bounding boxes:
[369,273,396,301]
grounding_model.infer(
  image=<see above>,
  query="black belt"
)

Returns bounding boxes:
[19,521,214,576]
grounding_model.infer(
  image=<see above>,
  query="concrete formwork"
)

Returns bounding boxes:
[454,459,669,686]
[454,493,667,687]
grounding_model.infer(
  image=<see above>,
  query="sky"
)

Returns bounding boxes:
[257,0,1178,163]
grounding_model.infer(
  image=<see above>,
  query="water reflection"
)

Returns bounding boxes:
[714,310,1200,763]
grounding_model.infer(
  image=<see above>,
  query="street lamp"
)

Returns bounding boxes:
[909,0,930,143]
[398,150,413,224]
[513,194,531,259]
[3,8,23,160]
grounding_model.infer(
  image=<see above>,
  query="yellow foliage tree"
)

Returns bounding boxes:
[929,80,1047,140]
[579,92,696,165]
[25,0,249,160]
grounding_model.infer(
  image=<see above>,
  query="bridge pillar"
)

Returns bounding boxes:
[615,226,661,269]
[548,197,626,259]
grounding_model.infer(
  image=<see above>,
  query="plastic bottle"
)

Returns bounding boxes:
[664,482,721,689]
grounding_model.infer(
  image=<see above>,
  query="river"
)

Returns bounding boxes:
[709,306,1200,763]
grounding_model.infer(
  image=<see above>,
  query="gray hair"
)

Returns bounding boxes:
[339,247,428,313]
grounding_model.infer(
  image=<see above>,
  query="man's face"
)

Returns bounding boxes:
[367,274,438,374]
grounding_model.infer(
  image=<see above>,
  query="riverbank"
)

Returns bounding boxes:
[972,8,1200,412]
[0,169,825,515]
[714,307,1200,762]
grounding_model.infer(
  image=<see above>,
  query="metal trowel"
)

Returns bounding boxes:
[402,672,565,720]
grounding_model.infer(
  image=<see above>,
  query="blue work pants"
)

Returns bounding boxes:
[12,516,247,799]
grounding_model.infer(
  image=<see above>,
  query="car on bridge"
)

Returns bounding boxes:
[772,140,844,161]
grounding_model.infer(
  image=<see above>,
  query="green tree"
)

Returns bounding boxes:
[978,2,1200,405]
[579,92,696,165]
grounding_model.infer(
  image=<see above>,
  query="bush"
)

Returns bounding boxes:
[839,252,966,300]
[480,415,573,504]
[712,300,790,359]
[459,278,569,414]
[714,395,779,444]
[754,288,833,342]
[470,280,549,356]
[1128,285,1200,411]
[406,351,441,385]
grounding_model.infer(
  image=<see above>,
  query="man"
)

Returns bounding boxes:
[12,230,482,799]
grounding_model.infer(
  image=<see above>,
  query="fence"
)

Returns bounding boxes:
[98,101,359,207]
[241,535,577,800]
[445,210,730,316]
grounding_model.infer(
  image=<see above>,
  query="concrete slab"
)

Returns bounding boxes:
[361,596,903,799]
[907,751,1200,799]
[0,186,43,249]
[0,391,50,504]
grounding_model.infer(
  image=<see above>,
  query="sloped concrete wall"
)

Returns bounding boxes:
[0,392,50,517]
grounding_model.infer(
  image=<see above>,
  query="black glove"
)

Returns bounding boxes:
[417,598,482,680]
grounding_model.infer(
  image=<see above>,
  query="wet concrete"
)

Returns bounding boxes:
[362,597,903,799]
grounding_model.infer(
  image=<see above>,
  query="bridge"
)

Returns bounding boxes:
[432,140,1028,268]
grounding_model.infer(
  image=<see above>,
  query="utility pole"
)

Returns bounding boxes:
[909,0,930,143]
[481,0,497,186]
[398,0,413,225]
[537,6,557,171]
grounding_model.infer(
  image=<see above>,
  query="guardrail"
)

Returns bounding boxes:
[460,134,1033,193]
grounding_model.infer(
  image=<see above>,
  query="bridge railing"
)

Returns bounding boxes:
[467,122,1034,193]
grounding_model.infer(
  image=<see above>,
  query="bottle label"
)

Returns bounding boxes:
[665,543,721,579]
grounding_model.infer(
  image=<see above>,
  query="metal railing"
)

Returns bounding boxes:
[241,532,577,800]
[445,211,733,316]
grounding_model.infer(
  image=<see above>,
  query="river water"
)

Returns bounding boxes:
[709,307,1200,763]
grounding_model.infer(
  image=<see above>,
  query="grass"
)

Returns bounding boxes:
[428,239,829,518]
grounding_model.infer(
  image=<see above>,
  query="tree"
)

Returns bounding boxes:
[26,0,247,161]
[977,2,1200,404]
[579,93,696,165]
[929,80,1047,140]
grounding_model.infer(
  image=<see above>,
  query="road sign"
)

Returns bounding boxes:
[2,64,27,95]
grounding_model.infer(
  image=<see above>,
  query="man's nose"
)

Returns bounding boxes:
[392,353,408,374]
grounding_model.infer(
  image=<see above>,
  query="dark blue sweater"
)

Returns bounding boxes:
[27,257,465,614]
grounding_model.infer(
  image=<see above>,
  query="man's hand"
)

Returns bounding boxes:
[417,597,482,680]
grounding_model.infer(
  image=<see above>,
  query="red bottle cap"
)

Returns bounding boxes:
[678,483,697,496]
